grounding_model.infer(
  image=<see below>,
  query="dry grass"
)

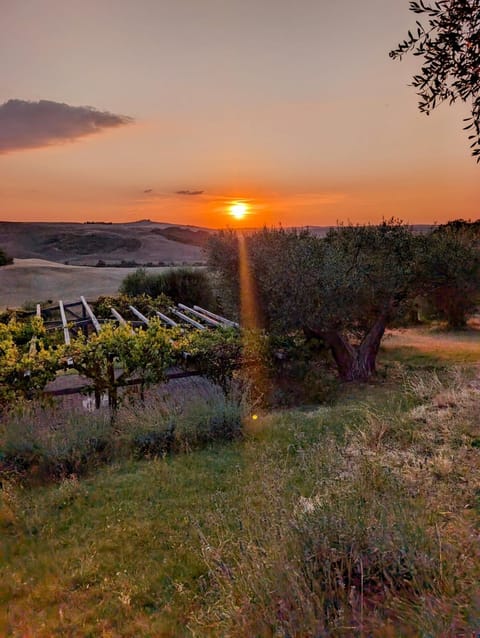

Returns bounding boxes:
[187,367,480,636]
[0,259,174,310]
[383,326,480,365]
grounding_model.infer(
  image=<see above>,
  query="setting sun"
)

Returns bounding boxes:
[229,201,249,220]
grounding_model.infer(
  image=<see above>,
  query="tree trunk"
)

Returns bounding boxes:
[306,313,388,382]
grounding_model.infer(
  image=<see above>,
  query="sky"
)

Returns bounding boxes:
[0,0,478,228]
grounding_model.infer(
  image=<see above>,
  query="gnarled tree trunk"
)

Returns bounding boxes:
[306,312,388,382]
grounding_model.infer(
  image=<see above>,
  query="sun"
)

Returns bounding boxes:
[229,201,249,220]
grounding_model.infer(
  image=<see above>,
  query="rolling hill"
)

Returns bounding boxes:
[0,220,212,266]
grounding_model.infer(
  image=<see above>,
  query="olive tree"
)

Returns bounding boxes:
[208,221,419,381]
[418,220,480,327]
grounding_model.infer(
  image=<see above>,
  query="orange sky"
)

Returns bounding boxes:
[0,0,478,228]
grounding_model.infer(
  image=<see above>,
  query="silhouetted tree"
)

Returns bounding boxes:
[391,0,480,160]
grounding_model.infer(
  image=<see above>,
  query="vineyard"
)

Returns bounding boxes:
[0,295,242,413]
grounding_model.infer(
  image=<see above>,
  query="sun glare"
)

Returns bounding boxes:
[229,201,248,220]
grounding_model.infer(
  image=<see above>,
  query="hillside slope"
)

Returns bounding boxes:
[0,221,211,266]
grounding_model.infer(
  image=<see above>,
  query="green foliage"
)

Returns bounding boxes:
[129,320,178,386]
[0,406,112,479]
[322,220,420,335]
[208,221,420,380]
[66,321,175,411]
[120,267,214,308]
[0,318,63,406]
[3,361,479,635]
[93,293,172,320]
[0,247,13,266]
[419,221,480,327]
[179,327,242,393]
[391,0,480,160]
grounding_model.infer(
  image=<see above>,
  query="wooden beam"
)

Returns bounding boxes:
[178,303,221,327]
[153,309,178,327]
[110,307,128,326]
[129,305,150,326]
[28,336,37,357]
[169,307,206,330]
[80,296,102,333]
[111,307,135,333]
[193,306,239,328]
[36,304,41,318]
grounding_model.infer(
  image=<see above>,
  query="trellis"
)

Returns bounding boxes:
[23,298,238,403]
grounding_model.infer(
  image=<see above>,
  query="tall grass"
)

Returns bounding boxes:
[0,389,246,482]
[187,367,480,636]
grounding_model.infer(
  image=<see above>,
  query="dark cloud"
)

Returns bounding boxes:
[175,189,204,196]
[0,99,133,153]
[144,188,153,193]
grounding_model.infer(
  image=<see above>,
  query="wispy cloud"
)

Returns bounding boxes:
[175,189,204,196]
[0,99,133,154]
[144,188,153,193]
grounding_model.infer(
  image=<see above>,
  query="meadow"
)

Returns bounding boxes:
[1,327,479,637]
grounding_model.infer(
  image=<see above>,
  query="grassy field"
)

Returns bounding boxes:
[0,259,173,310]
[1,328,480,636]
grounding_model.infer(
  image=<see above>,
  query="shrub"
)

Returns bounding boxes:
[179,327,243,393]
[116,389,245,457]
[0,387,247,481]
[0,247,13,267]
[120,267,215,308]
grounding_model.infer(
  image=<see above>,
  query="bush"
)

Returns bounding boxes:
[117,390,245,457]
[120,267,215,308]
[0,247,13,267]
[0,389,247,481]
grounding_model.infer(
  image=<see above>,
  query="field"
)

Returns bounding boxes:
[0,259,173,310]
[0,221,209,267]
[1,327,479,636]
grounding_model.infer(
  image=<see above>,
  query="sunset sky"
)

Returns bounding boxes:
[1,0,478,228]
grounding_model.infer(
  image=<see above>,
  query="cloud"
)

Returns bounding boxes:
[0,99,133,153]
[175,189,204,196]
[144,188,153,193]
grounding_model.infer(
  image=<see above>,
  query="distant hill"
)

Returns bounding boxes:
[0,221,213,266]
[149,226,211,247]
[0,221,437,268]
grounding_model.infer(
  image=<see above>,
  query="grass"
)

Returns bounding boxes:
[382,325,480,366]
[1,329,480,636]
